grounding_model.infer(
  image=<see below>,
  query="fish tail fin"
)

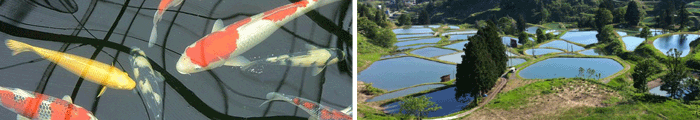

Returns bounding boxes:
[259,92,289,107]
[5,39,33,56]
[173,0,184,7]
[149,25,158,48]
[311,66,326,76]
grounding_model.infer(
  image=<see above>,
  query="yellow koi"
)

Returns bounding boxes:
[5,39,135,97]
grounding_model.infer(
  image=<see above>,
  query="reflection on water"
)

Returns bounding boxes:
[383,87,472,117]
[560,31,599,45]
[519,58,623,79]
[653,34,700,57]
[359,57,455,91]
[366,84,445,102]
[0,0,352,119]
[410,47,457,58]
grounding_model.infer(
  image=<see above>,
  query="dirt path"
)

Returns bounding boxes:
[647,79,663,88]
[601,58,631,84]
[425,71,512,120]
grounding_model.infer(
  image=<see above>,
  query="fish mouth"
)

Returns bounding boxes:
[176,54,200,74]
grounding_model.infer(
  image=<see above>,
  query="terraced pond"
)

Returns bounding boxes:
[410,47,458,57]
[539,40,584,51]
[519,58,623,79]
[359,57,456,91]
[443,41,470,50]
[653,34,700,57]
[622,36,644,51]
[395,38,442,46]
[560,31,599,45]
[365,84,446,102]
[525,48,563,55]
[393,28,434,34]
[383,87,472,117]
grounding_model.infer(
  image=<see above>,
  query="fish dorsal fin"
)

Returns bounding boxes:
[62,95,73,103]
[341,106,352,115]
[224,56,251,66]
[16,115,30,120]
[97,86,107,97]
[311,66,325,76]
[212,19,224,33]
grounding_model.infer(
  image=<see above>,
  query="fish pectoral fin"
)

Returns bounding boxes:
[311,66,325,76]
[212,19,225,33]
[97,86,107,97]
[341,106,353,115]
[224,56,251,67]
[62,95,73,103]
[16,115,30,120]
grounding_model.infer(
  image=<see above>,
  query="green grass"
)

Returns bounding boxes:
[553,100,698,120]
[487,78,570,110]
[359,104,414,120]
[358,34,391,71]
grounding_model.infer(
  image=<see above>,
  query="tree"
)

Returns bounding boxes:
[661,49,689,99]
[613,8,626,24]
[663,9,675,31]
[420,9,430,25]
[595,9,613,31]
[517,14,527,32]
[536,28,546,43]
[399,96,442,118]
[596,25,616,43]
[639,26,651,39]
[679,3,690,31]
[633,59,658,92]
[540,7,550,23]
[625,1,645,26]
[456,21,506,103]
[398,14,412,26]
[599,0,615,12]
[518,31,528,44]
[372,28,397,48]
[358,17,379,38]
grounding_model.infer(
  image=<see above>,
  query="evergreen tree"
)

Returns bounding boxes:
[455,21,505,103]
[420,9,430,25]
[536,28,546,43]
[613,8,626,24]
[679,3,690,31]
[625,1,644,26]
[398,14,412,26]
[517,14,527,32]
[639,26,651,39]
[633,59,658,93]
[540,7,550,23]
[518,31,528,45]
[595,9,613,31]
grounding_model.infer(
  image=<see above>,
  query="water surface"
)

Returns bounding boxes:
[579,49,604,56]
[560,31,599,45]
[383,87,472,117]
[448,34,474,41]
[539,40,584,51]
[381,54,407,59]
[366,84,445,102]
[395,38,442,46]
[443,41,469,50]
[393,28,434,34]
[524,49,563,55]
[437,53,464,63]
[519,58,623,79]
[398,44,433,50]
[397,33,433,39]
[359,57,456,91]
[653,34,700,57]
[508,58,527,67]
[622,36,644,51]
[410,47,458,57]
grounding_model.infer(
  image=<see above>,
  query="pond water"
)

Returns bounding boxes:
[397,33,434,39]
[526,26,540,34]
[579,49,605,56]
[508,58,527,67]
[448,26,460,29]
[617,31,628,36]
[410,47,458,58]
[448,34,474,40]
[519,58,623,79]
[639,28,663,37]
[558,53,578,55]
[427,25,441,28]
[393,28,434,34]
[524,48,563,55]
[395,38,442,46]
[442,31,477,36]
[507,51,518,56]
[653,34,700,57]
[381,54,408,59]
[560,31,599,45]
[398,44,433,50]
[437,53,464,63]
[359,57,456,91]
[0,0,352,119]
[443,41,470,50]
[649,86,668,96]
[365,84,446,102]
[383,87,472,117]
[539,40,584,51]
[622,36,645,51]
[502,36,519,45]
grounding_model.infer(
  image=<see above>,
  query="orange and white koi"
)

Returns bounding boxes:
[149,0,184,47]
[0,86,98,120]
[5,39,136,97]
[261,92,352,120]
[175,0,344,74]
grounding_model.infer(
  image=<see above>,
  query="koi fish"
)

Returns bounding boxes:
[5,39,136,97]
[0,86,98,120]
[149,0,184,47]
[175,0,343,74]
[260,92,352,120]
[241,47,346,76]
[129,47,164,120]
